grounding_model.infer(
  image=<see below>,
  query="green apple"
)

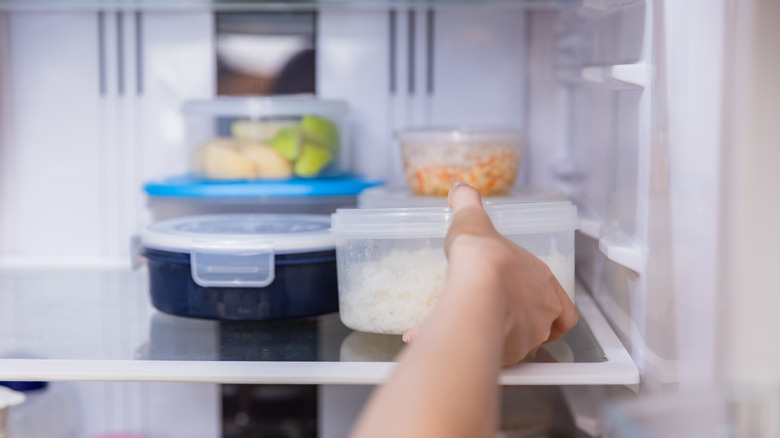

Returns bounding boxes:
[269,126,302,161]
[294,143,333,177]
[301,115,339,151]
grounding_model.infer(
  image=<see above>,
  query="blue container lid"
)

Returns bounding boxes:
[144,174,382,198]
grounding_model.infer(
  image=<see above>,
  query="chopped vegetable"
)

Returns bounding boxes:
[403,148,520,197]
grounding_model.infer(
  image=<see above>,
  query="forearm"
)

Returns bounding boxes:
[350,271,506,438]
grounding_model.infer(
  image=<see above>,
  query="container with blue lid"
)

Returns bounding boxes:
[183,96,349,181]
[144,174,382,221]
[140,214,338,321]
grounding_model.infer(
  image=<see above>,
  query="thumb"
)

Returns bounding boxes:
[445,181,497,258]
[402,327,421,344]
[447,181,483,214]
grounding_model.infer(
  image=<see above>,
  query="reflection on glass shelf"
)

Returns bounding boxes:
[0,268,603,364]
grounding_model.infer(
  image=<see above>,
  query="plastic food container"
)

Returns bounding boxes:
[396,127,523,197]
[184,96,348,180]
[330,202,577,334]
[144,175,381,221]
[140,214,338,321]
[357,185,566,208]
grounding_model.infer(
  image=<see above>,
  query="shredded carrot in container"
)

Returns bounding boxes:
[402,144,520,197]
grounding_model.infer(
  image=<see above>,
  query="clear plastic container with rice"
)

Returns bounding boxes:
[330,201,578,334]
[184,96,348,180]
[396,127,523,197]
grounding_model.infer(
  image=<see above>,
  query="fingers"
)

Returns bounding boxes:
[445,182,497,257]
[546,287,579,343]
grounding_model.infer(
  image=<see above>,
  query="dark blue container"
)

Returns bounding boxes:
[140,214,338,321]
[143,248,337,321]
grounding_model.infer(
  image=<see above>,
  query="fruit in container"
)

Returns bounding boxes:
[294,143,333,177]
[269,125,303,161]
[301,115,339,151]
[185,97,346,180]
[191,115,342,180]
[240,142,293,179]
[231,119,296,142]
[191,138,255,180]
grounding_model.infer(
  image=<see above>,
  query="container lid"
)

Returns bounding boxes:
[144,175,382,198]
[396,126,523,144]
[141,214,335,288]
[331,202,578,239]
[142,214,334,253]
[181,95,347,118]
[358,186,567,209]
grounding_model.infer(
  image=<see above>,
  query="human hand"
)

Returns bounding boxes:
[404,182,578,366]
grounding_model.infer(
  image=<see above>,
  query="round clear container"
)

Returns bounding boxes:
[396,127,523,197]
[330,201,577,334]
[183,95,349,181]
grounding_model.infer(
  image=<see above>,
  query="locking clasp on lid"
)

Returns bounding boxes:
[190,240,275,288]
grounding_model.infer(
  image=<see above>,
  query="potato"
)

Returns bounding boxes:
[193,138,255,180]
[240,142,293,179]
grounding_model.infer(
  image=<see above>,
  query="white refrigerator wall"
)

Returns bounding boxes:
[317,8,526,185]
[0,10,214,266]
[717,0,780,388]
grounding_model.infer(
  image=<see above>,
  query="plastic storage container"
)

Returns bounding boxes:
[184,96,348,180]
[144,175,381,221]
[330,202,577,334]
[396,127,523,197]
[358,185,566,208]
[140,214,338,321]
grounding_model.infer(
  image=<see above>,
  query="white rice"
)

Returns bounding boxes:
[338,244,574,335]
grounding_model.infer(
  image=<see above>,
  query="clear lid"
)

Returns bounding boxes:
[331,202,578,239]
[181,95,348,118]
[141,214,334,254]
[357,186,567,208]
[395,126,523,144]
[141,214,335,288]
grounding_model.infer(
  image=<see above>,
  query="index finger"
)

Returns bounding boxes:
[445,182,497,256]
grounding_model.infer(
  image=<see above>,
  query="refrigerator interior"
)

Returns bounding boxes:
[1,0,763,435]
